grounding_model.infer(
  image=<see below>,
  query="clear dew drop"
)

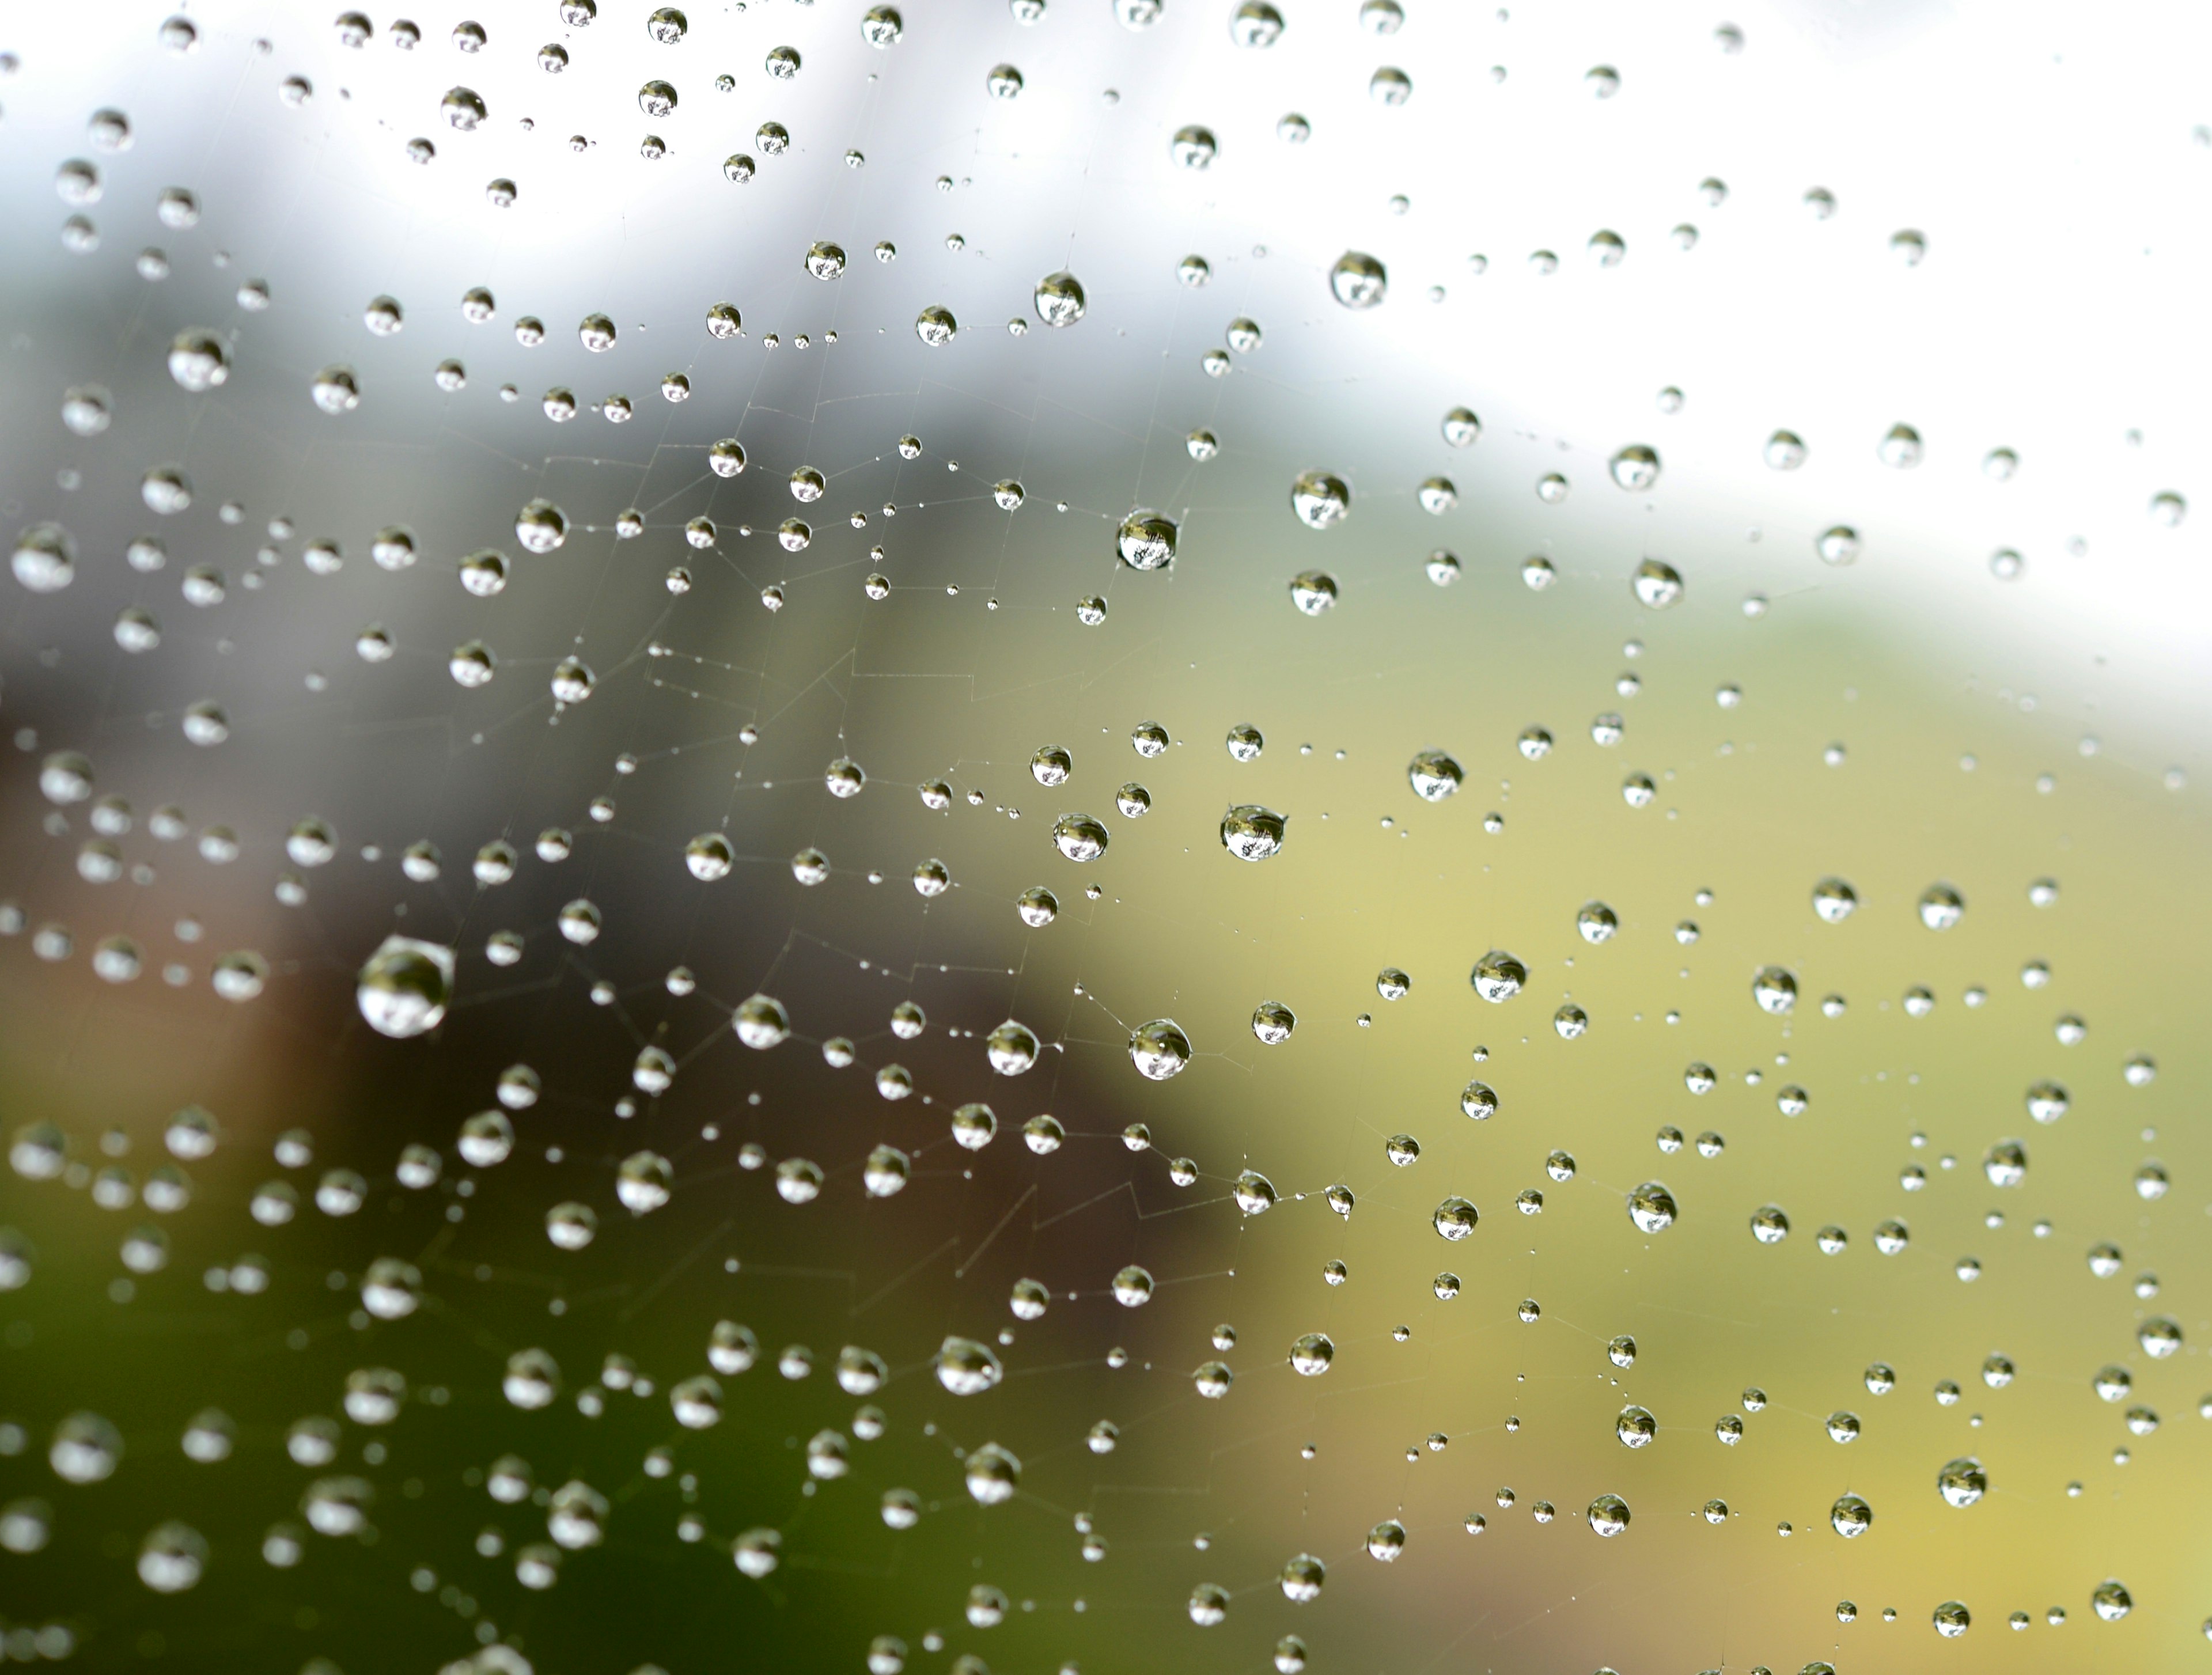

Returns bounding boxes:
[1918,882,1965,930]
[1289,571,1338,614]
[1290,471,1351,529]
[1631,558,1684,608]
[1171,126,1218,168]
[1329,252,1388,308]
[1051,813,1109,861]
[1127,1019,1191,1080]
[1232,0,1285,44]
[355,936,453,1039]
[1937,1457,1987,1507]
[1878,423,1924,467]
[1470,950,1526,1003]
[1752,965,1798,1014]
[1115,509,1177,569]
[1034,270,1086,326]
[166,330,229,392]
[1408,750,1463,801]
[1626,1181,1676,1233]
[1608,445,1660,490]
[1812,877,1857,922]
[1220,805,1286,862]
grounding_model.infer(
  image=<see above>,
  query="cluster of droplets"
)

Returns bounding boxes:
[3,12,2205,1675]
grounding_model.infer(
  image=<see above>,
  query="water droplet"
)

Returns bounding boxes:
[1369,67,1412,105]
[1937,1458,1987,1508]
[1918,882,1964,930]
[355,936,452,1038]
[1470,950,1525,1003]
[1632,558,1683,608]
[1291,471,1351,528]
[166,329,229,392]
[1329,252,1388,308]
[1878,423,1923,468]
[1221,805,1286,861]
[1408,750,1462,800]
[1115,509,1177,569]
[1626,1181,1676,1233]
[1609,445,1660,490]
[1171,126,1218,168]
[1432,1197,1479,1241]
[913,305,957,346]
[1050,813,1109,861]
[1029,270,1088,328]
[1289,571,1338,614]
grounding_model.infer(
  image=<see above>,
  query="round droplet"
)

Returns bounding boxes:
[1983,1139,2027,1187]
[733,994,790,1049]
[1128,1018,1191,1080]
[1632,558,1683,608]
[1937,1457,1986,1508]
[1230,1,1284,45]
[1765,430,1807,470]
[1752,966,1797,1014]
[1171,126,1217,168]
[1470,950,1526,1003]
[1289,571,1338,614]
[2139,1316,2183,1358]
[12,524,77,593]
[986,1020,1041,1074]
[515,499,567,553]
[1115,509,1177,569]
[1432,1197,1478,1241]
[935,1335,1004,1395]
[1918,882,1964,930]
[1029,744,1073,786]
[963,1442,1020,1506]
[1290,471,1351,529]
[1810,877,1857,922]
[1626,1181,1676,1233]
[167,330,230,392]
[1609,445,1660,490]
[1033,270,1085,326]
[1050,813,1109,862]
[1329,251,1388,308]
[1220,805,1287,861]
[355,935,453,1039]
[1408,750,1462,801]
[1816,525,1861,565]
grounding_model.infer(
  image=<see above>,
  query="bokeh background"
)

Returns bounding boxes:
[0,1,2208,1671]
